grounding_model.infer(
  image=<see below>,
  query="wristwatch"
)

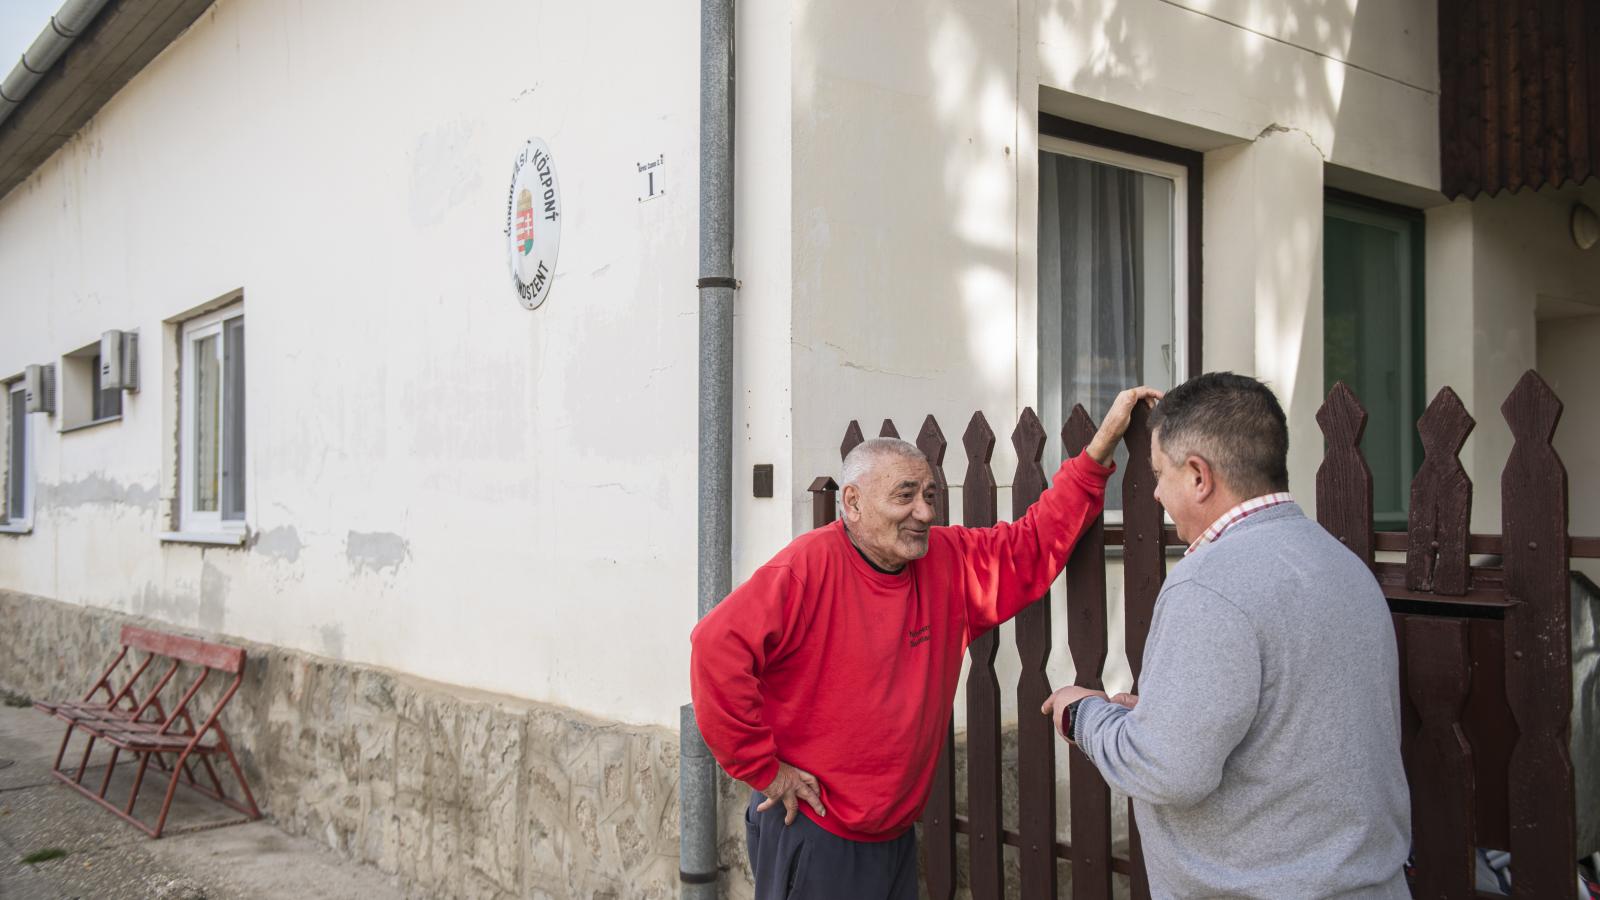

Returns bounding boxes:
[1063,698,1086,743]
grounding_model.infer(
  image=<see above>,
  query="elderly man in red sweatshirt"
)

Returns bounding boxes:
[690,386,1160,900]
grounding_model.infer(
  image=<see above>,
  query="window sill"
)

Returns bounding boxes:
[60,415,123,434]
[0,522,33,535]
[159,530,246,547]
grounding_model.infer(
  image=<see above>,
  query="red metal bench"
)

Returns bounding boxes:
[33,625,261,837]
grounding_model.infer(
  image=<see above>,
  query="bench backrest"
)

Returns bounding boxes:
[120,625,246,674]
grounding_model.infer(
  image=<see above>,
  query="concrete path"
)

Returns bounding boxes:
[0,701,405,899]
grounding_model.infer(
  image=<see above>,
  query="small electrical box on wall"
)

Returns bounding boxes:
[23,363,55,415]
[753,464,774,498]
[100,330,138,391]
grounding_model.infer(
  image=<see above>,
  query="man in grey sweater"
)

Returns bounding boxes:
[1042,373,1410,899]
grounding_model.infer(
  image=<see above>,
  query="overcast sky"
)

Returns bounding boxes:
[0,0,70,72]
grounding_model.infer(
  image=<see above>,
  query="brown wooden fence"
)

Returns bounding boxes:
[808,370,1595,900]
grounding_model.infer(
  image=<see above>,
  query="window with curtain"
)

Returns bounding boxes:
[1038,138,1187,510]
[1323,195,1425,531]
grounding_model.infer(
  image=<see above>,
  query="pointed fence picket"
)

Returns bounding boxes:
[915,415,957,900]
[961,412,1003,900]
[806,371,1591,899]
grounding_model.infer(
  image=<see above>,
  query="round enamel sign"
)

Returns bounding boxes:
[505,139,562,309]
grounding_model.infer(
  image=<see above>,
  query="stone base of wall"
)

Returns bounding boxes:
[0,590,760,899]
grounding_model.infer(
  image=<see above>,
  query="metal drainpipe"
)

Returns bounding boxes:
[0,0,113,130]
[682,0,733,895]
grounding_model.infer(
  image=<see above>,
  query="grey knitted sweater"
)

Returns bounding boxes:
[1074,503,1410,899]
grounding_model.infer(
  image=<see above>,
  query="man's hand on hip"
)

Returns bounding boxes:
[758,761,826,825]
[1086,386,1164,467]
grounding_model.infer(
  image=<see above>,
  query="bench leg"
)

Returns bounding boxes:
[195,754,225,797]
[149,749,200,790]
[215,729,260,819]
[51,723,75,773]
[97,747,122,799]
[148,748,199,788]
[179,755,202,787]
[73,734,97,785]
[152,747,197,838]
[125,753,152,817]
[171,710,209,788]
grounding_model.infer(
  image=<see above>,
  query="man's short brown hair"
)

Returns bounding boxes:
[1148,372,1289,497]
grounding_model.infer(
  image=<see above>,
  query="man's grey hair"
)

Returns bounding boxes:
[840,438,928,490]
[1148,372,1289,496]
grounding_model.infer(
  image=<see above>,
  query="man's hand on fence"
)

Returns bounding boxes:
[758,761,825,825]
[1109,692,1139,709]
[1086,386,1164,467]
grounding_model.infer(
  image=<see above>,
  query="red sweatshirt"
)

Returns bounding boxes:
[689,452,1112,842]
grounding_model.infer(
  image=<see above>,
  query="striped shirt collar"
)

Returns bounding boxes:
[1185,493,1296,556]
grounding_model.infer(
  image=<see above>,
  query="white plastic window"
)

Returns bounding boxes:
[2,379,31,531]
[1038,137,1188,515]
[179,306,246,533]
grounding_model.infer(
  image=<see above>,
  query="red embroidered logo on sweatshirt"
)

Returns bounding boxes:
[908,625,931,648]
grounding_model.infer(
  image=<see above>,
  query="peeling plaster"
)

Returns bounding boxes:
[254,525,305,563]
[131,583,200,623]
[199,560,229,633]
[319,624,346,660]
[39,474,159,510]
[1257,122,1329,161]
[346,531,411,575]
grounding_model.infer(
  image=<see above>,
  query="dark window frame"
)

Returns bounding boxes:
[1322,187,1426,531]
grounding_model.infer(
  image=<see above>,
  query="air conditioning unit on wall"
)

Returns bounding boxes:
[24,363,55,415]
[100,330,138,391]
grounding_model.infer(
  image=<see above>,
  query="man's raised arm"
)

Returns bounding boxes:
[952,386,1161,637]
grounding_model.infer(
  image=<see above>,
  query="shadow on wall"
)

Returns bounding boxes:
[1037,0,1412,160]
[793,0,1390,493]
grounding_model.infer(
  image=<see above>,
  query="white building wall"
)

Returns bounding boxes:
[0,0,707,728]
[1426,182,1600,538]
[1539,314,1600,584]
[731,1,797,584]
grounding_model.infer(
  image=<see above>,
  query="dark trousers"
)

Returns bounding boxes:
[744,791,918,900]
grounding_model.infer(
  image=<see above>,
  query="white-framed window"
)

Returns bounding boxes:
[1,378,33,533]
[1038,133,1192,513]
[177,304,246,535]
